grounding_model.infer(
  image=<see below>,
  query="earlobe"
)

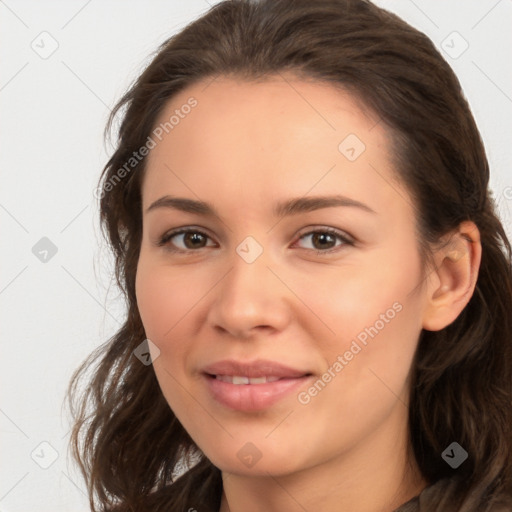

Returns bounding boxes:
[422,221,482,332]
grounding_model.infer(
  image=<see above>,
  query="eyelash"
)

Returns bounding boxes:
[156,226,355,255]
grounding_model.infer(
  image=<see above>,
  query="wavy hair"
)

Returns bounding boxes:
[66,0,512,510]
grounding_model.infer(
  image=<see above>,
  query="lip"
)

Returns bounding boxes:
[202,359,313,411]
[203,359,309,379]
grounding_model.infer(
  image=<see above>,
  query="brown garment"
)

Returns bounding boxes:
[394,478,450,511]
[394,478,512,512]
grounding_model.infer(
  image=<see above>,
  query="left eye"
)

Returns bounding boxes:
[295,229,353,252]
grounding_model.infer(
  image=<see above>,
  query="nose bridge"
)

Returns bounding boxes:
[225,236,275,311]
[208,235,290,336]
[229,238,270,295]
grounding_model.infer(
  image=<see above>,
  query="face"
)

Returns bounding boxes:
[135,75,430,477]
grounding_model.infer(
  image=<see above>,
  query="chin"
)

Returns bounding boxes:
[199,440,310,477]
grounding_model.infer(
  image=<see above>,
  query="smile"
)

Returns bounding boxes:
[201,359,314,411]
[204,374,312,411]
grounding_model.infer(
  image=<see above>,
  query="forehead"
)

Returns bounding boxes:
[141,75,407,219]
[149,74,384,156]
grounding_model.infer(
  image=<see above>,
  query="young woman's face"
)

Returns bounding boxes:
[135,76,430,476]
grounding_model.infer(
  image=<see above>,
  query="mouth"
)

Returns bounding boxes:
[211,375,282,384]
[202,359,313,411]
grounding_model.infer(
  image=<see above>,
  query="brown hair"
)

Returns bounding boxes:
[66,0,512,510]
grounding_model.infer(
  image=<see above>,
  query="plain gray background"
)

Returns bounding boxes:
[1,1,511,510]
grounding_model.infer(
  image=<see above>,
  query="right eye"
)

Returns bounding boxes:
[157,228,217,252]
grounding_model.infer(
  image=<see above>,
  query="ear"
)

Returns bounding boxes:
[422,221,482,331]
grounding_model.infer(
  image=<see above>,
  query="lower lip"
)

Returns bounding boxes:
[204,374,312,412]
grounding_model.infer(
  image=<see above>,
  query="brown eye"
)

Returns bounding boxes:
[158,229,215,252]
[181,232,208,249]
[311,232,337,250]
[295,228,354,253]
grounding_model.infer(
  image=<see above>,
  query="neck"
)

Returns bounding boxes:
[219,410,427,512]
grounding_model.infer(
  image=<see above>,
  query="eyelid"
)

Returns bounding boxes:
[295,225,355,242]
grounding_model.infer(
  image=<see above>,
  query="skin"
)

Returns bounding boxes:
[135,75,481,512]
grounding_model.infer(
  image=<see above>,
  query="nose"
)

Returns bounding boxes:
[207,248,292,340]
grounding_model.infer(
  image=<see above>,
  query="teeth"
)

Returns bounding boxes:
[232,376,249,385]
[215,375,281,385]
[248,377,267,384]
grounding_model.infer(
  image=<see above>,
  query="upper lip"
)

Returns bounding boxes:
[202,359,311,379]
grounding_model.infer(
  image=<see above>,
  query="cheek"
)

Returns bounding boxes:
[287,248,422,355]
[134,254,217,395]
[135,268,174,340]
[135,259,196,411]
[299,241,424,405]
[135,255,201,341]
[324,301,420,433]
[316,276,423,427]
[295,296,422,462]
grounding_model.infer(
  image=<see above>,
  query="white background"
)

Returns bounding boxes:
[1,1,511,510]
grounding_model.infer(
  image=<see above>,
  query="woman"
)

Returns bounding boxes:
[67,0,512,510]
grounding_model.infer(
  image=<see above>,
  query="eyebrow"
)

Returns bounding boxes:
[145,194,377,217]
